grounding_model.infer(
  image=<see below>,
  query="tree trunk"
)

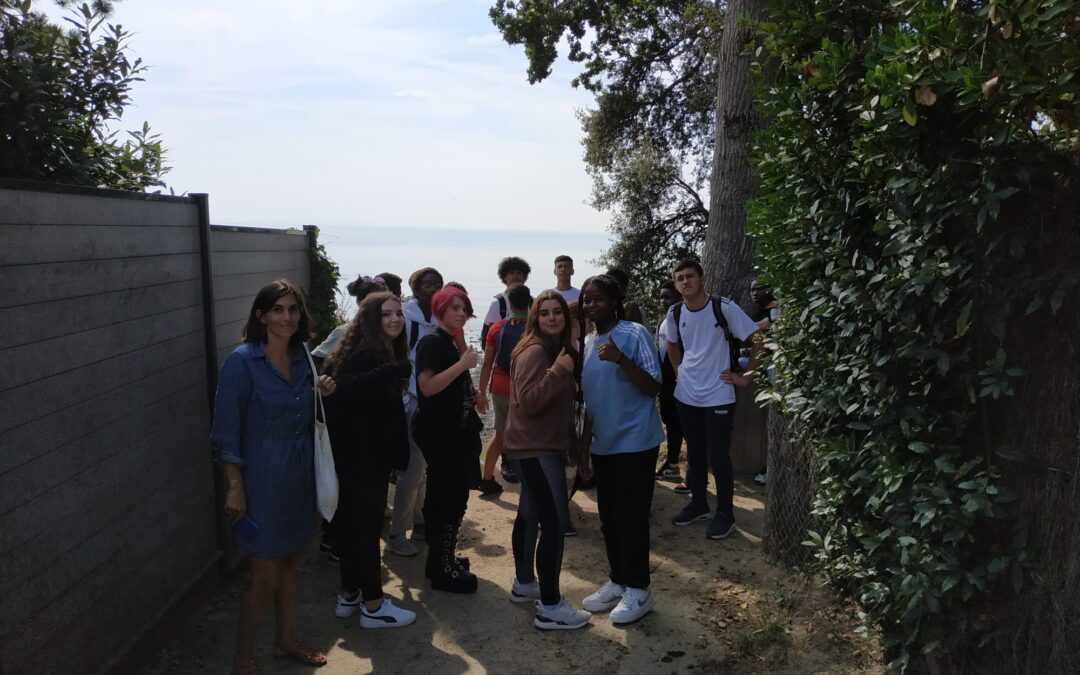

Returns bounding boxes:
[702,0,767,311]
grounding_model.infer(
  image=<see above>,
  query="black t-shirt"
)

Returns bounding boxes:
[415,328,474,433]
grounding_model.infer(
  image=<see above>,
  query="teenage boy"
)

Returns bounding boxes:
[388,267,444,557]
[477,284,532,495]
[663,260,762,540]
[654,280,686,485]
[481,256,531,483]
[550,255,579,303]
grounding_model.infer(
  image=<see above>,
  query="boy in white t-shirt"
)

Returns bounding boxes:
[549,254,580,303]
[662,260,762,540]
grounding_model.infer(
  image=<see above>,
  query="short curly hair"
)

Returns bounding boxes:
[497,256,531,282]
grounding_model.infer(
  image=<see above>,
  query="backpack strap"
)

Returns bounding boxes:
[672,302,685,353]
[497,294,508,319]
[409,320,420,350]
[712,297,743,373]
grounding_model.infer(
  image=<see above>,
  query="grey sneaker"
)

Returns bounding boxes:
[510,577,541,603]
[533,598,591,630]
[706,513,737,540]
[672,501,711,526]
[388,533,419,556]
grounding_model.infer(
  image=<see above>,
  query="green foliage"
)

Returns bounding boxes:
[750,0,1078,670]
[0,0,169,189]
[491,0,721,307]
[306,228,341,346]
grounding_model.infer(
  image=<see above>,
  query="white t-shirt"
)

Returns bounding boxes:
[483,291,510,327]
[662,297,760,407]
[550,286,580,303]
[403,298,437,397]
[655,317,670,362]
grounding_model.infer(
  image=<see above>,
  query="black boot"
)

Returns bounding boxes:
[452,516,471,571]
[429,521,477,593]
[425,517,470,578]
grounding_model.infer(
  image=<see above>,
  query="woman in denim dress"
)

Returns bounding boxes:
[211,279,336,675]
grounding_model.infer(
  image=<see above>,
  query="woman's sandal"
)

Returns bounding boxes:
[230,658,262,675]
[272,642,327,667]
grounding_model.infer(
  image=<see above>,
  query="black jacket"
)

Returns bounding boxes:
[324,347,411,475]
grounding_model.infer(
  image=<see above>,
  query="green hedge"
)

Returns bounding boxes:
[749,0,1078,670]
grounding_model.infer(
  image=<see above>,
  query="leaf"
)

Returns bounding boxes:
[902,100,918,126]
[908,441,931,454]
[883,238,904,256]
[1000,21,1013,39]
[981,76,1001,98]
[915,86,937,106]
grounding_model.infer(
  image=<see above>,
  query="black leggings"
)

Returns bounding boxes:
[337,466,391,601]
[511,455,569,605]
[592,446,659,589]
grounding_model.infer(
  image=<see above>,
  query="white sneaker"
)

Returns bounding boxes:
[360,598,416,629]
[388,534,419,557]
[335,591,362,618]
[610,586,653,624]
[533,597,591,631]
[582,580,626,613]
[510,577,541,604]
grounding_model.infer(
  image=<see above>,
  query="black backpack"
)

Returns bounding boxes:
[671,296,743,373]
[495,320,525,373]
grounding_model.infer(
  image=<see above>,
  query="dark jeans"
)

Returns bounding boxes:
[511,456,569,605]
[659,387,684,465]
[337,467,391,601]
[592,446,659,589]
[677,401,736,517]
[420,434,474,524]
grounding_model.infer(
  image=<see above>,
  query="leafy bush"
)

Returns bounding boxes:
[749,0,1078,670]
[0,0,168,189]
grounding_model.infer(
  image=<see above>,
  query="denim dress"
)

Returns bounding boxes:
[211,342,317,558]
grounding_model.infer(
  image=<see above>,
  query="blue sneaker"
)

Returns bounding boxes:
[707,513,736,540]
[672,501,711,526]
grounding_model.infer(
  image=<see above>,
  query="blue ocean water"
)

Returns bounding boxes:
[318,224,612,347]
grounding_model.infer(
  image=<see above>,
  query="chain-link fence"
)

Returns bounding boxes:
[763,407,818,567]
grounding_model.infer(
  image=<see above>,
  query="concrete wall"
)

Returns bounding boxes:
[0,182,314,674]
[209,225,311,369]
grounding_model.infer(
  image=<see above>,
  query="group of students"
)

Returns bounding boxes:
[210,255,767,674]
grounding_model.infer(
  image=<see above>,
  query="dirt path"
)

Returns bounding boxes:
[138,469,880,674]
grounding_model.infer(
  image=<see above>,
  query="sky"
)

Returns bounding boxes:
[40,0,611,236]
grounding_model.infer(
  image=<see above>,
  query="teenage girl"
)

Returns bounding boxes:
[414,286,483,593]
[323,291,417,628]
[577,274,664,624]
[503,290,591,630]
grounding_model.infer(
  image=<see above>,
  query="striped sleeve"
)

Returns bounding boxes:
[627,322,662,381]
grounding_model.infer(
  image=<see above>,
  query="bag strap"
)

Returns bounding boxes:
[303,343,326,424]
[408,320,420,350]
[497,294,508,318]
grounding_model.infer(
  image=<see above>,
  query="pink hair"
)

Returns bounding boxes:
[431,285,474,320]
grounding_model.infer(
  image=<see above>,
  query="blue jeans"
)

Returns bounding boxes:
[677,402,736,517]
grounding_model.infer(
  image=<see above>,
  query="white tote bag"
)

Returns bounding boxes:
[305,345,338,521]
